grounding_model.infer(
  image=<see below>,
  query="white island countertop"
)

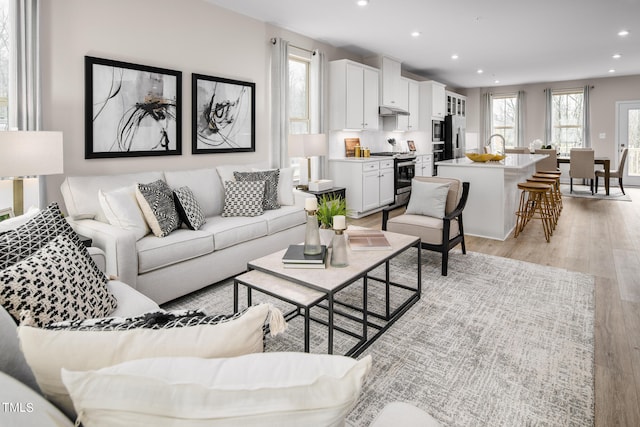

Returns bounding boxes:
[436,154,547,169]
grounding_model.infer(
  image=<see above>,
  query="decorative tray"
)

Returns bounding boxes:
[465,153,506,162]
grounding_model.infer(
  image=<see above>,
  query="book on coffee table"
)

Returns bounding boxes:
[346,230,392,251]
[282,244,328,267]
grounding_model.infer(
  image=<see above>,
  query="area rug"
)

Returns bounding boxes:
[560,183,631,201]
[163,250,595,427]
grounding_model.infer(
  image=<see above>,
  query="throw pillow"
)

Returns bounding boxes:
[221,180,265,217]
[61,352,372,427]
[173,186,206,230]
[215,164,251,184]
[135,180,180,237]
[234,170,280,210]
[0,202,93,271]
[253,167,294,206]
[406,180,451,218]
[0,234,116,327]
[0,206,40,233]
[18,303,285,419]
[98,186,149,240]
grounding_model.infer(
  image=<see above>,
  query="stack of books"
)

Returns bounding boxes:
[345,230,392,251]
[282,244,328,269]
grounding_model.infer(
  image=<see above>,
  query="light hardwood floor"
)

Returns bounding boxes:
[350,187,640,427]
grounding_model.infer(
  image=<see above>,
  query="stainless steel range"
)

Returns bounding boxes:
[369,152,417,199]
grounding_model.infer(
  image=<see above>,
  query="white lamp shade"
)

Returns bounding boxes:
[288,133,327,158]
[0,131,64,177]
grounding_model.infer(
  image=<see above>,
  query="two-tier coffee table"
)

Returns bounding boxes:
[233,229,421,357]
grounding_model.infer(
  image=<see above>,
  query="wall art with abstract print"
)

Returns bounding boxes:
[85,56,182,158]
[192,73,255,154]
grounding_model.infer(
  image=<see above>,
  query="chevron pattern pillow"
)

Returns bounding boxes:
[221,181,265,217]
[135,180,180,237]
[173,186,206,230]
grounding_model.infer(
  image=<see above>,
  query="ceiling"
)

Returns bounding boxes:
[204,0,640,89]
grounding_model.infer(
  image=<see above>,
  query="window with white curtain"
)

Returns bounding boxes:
[491,94,518,148]
[0,0,9,130]
[551,88,584,154]
[288,48,311,179]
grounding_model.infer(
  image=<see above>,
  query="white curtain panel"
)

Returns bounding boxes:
[516,90,526,147]
[583,85,591,148]
[480,92,492,146]
[310,49,326,179]
[544,88,552,145]
[270,38,289,169]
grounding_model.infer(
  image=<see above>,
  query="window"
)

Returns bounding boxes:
[491,94,517,147]
[551,89,584,154]
[0,0,9,130]
[288,49,311,179]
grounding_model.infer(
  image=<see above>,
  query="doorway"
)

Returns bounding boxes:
[617,101,640,186]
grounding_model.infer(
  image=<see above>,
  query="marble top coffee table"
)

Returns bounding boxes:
[233,229,421,356]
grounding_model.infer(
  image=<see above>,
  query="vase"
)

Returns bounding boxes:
[303,210,322,255]
[330,230,348,268]
[319,228,334,248]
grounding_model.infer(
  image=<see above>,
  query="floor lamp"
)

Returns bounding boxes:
[0,131,64,216]
[288,133,327,191]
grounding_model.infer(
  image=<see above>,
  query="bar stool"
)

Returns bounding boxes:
[526,176,560,227]
[515,181,554,242]
[533,172,563,213]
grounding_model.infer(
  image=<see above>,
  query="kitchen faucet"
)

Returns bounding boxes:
[485,134,505,154]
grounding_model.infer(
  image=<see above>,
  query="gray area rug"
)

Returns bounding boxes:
[560,183,631,201]
[163,250,595,427]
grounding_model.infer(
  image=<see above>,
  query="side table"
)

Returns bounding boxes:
[301,187,346,202]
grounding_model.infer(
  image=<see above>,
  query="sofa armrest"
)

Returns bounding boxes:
[67,219,139,289]
[87,247,107,273]
[293,189,316,208]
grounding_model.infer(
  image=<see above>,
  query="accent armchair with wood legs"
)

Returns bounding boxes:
[382,177,470,276]
[596,148,628,195]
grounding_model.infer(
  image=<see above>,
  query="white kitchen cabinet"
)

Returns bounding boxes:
[418,81,447,132]
[447,91,466,117]
[415,154,433,177]
[330,59,379,131]
[380,56,407,110]
[330,159,395,217]
[387,78,419,132]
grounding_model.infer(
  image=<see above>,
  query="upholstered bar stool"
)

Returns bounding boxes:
[514,181,554,242]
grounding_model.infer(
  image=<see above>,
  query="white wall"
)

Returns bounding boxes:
[38,0,359,212]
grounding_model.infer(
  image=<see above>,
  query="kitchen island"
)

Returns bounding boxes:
[436,154,546,240]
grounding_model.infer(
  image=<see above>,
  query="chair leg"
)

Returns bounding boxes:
[570,178,573,193]
[595,176,599,193]
[590,179,594,195]
[619,177,625,195]
[441,251,448,276]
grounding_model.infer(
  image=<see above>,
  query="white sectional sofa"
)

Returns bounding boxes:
[60,166,308,304]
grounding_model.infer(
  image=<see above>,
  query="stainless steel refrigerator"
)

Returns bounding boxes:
[444,114,466,159]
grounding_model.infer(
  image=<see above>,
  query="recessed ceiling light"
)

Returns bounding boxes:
[618,30,629,36]
[411,31,421,37]
[477,69,484,74]
[451,54,459,60]
[612,53,622,59]
[494,80,500,84]
[609,69,616,73]
[357,0,369,6]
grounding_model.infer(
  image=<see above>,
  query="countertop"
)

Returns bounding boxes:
[435,153,547,169]
[329,156,394,163]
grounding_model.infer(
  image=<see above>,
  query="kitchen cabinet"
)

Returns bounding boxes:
[418,81,447,132]
[380,56,407,110]
[415,154,433,177]
[447,91,466,117]
[329,159,395,217]
[330,59,379,131]
[387,78,420,132]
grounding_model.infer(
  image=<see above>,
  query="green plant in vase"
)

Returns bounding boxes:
[316,194,348,229]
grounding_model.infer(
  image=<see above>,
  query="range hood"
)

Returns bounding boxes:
[379,105,410,116]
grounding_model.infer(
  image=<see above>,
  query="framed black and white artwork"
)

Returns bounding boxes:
[192,73,255,154]
[85,56,182,159]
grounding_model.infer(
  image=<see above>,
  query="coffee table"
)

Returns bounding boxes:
[233,229,421,357]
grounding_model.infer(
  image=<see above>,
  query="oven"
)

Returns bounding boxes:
[432,120,444,141]
[432,142,445,175]
[395,158,416,195]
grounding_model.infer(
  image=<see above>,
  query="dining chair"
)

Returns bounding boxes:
[569,148,595,194]
[534,149,560,173]
[505,147,529,154]
[595,148,628,195]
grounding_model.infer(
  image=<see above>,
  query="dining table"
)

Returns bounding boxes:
[557,156,611,195]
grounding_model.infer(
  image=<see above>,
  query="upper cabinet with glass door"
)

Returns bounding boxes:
[446,91,466,117]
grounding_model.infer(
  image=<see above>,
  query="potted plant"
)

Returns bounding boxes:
[316,194,348,247]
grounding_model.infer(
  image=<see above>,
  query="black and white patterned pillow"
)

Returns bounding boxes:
[44,308,250,331]
[173,186,206,230]
[234,170,280,210]
[221,180,265,217]
[0,203,95,271]
[0,234,116,327]
[135,180,180,237]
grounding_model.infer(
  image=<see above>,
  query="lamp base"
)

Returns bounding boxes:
[13,178,24,217]
[296,184,309,191]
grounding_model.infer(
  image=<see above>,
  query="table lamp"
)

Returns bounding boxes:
[288,133,327,190]
[0,131,64,216]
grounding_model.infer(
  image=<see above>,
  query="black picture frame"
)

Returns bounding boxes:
[192,73,255,154]
[85,56,182,159]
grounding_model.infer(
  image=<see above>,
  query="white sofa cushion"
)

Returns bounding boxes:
[200,215,268,251]
[61,353,372,427]
[18,304,281,419]
[164,168,223,217]
[136,228,214,274]
[260,205,307,235]
[253,167,295,206]
[107,281,159,317]
[98,186,149,240]
[61,172,165,222]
